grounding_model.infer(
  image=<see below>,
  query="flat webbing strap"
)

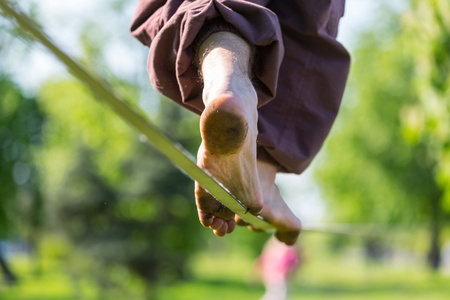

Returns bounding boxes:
[0,0,275,232]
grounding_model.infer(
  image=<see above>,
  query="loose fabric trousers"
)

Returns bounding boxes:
[130,0,350,174]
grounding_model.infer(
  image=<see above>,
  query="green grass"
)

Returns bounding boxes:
[0,255,97,300]
[1,236,450,300]
[291,262,450,300]
[159,248,450,300]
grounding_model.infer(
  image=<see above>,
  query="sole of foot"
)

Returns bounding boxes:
[196,95,263,236]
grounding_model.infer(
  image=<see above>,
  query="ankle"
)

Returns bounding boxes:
[198,32,251,75]
[199,32,252,101]
[257,160,278,186]
[199,31,258,132]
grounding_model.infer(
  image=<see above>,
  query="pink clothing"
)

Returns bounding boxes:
[260,240,299,284]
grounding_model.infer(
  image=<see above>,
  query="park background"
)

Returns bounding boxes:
[1,0,450,299]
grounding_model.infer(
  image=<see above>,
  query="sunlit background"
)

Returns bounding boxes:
[1,0,450,299]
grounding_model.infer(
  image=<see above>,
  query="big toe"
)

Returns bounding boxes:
[275,229,301,246]
[274,218,302,245]
[198,209,214,227]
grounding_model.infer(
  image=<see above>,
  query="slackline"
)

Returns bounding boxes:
[0,0,277,232]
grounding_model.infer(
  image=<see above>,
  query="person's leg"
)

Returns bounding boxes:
[196,32,301,244]
[261,282,287,300]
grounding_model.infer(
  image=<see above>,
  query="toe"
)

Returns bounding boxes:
[275,230,301,246]
[210,217,225,230]
[226,219,236,234]
[198,209,214,227]
[213,222,228,237]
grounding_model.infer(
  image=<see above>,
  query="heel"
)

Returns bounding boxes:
[201,99,248,156]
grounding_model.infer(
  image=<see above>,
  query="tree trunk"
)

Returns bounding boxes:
[0,248,17,284]
[427,196,441,270]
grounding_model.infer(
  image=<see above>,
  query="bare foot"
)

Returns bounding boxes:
[195,32,263,237]
[195,32,301,244]
[236,160,302,245]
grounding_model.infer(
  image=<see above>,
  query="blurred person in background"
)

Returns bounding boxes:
[257,237,300,300]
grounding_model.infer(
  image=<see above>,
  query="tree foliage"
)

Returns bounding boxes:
[36,76,205,286]
[315,0,450,267]
[0,76,44,238]
[402,0,450,210]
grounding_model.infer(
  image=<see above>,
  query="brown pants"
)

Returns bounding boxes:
[130,0,350,173]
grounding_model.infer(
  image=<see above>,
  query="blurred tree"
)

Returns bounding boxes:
[0,75,45,282]
[402,0,450,269]
[315,0,450,270]
[38,76,204,298]
[2,0,206,295]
